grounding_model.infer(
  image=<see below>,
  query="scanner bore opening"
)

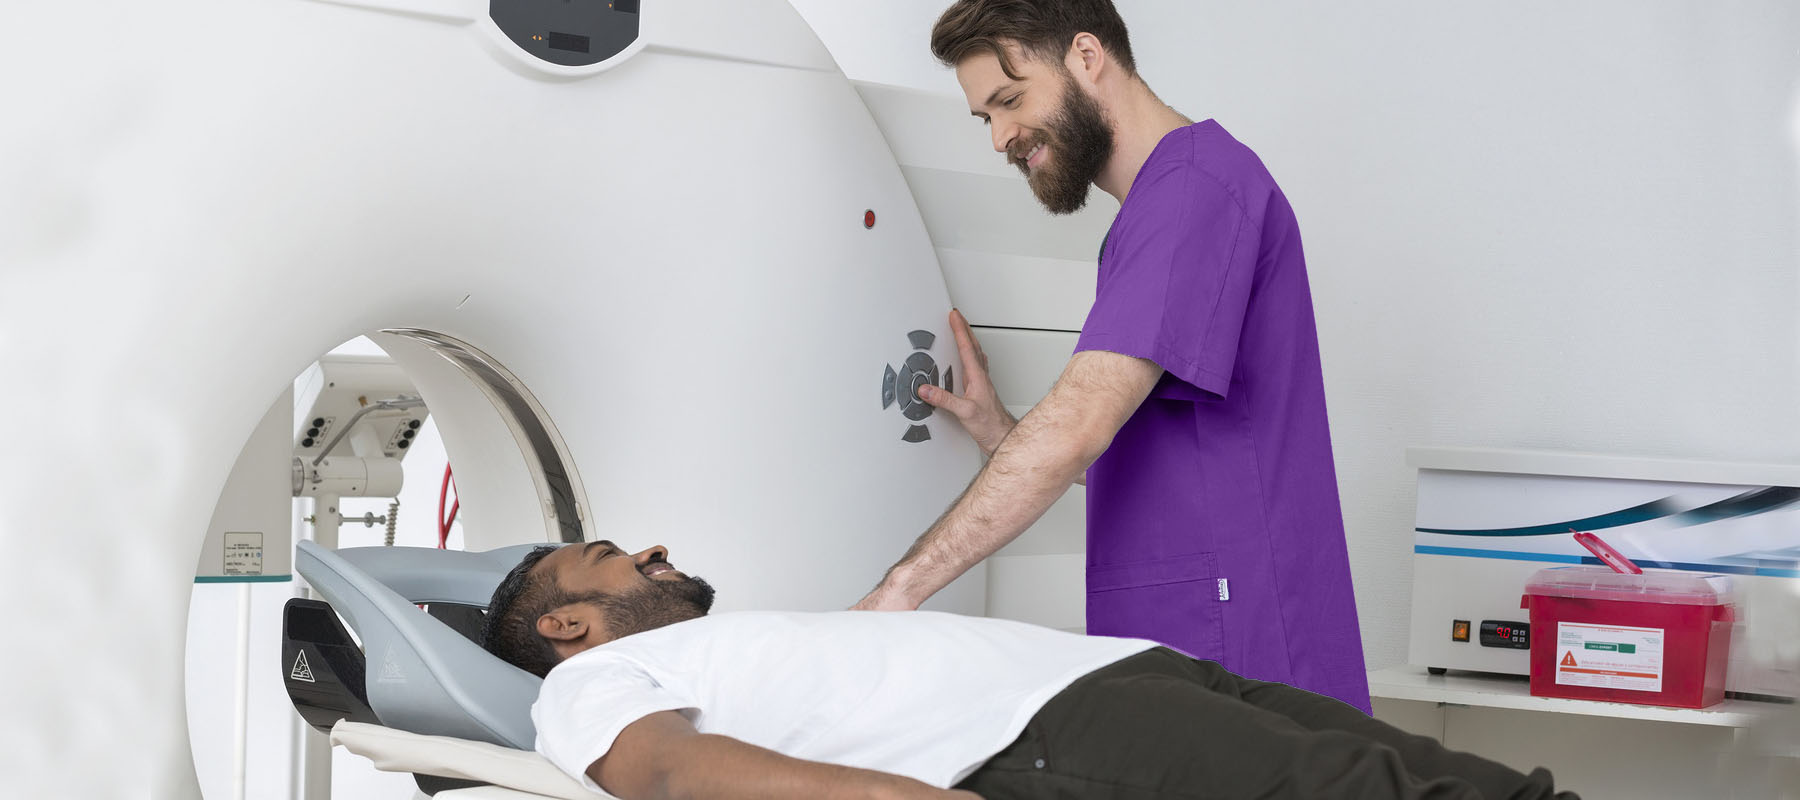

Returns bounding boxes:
[184,329,588,799]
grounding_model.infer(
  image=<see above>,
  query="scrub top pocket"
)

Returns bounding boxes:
[1085,552,1225,662]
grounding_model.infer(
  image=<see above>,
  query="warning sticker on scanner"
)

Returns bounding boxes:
[223,532,264,576]
[1554,622,1664,692]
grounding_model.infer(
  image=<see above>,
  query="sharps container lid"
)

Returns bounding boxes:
[1524,565,1736,606]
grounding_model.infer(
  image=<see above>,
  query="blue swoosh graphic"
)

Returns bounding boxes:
[1415,498,1683,536]
[1416,486,1800,537]
[1414,545,1799,578]
[1671,486,1800,526]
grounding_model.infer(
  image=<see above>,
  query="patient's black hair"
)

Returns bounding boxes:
[480,545,570,678]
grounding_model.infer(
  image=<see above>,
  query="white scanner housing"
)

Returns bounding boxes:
[0,0,983,794]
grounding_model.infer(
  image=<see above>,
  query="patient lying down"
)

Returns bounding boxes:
[480,541,1580,800]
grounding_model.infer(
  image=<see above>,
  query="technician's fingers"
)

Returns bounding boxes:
[949,309,990,381]
[960,309,991,372]
[919,384,976,419]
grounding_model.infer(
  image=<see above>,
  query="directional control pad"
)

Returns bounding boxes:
[882,330,944,443]
[900,351,939,421]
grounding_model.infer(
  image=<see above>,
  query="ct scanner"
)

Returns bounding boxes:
[0,0,991,795]
[12,3,1800,797]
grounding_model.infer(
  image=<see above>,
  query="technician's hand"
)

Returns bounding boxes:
[850,584,917,612]
[919,309,1016,457]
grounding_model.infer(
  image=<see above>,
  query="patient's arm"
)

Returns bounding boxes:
[592,711,981,800]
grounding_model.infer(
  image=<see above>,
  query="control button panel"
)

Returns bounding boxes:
[1478,620,1530,649]
[882,330,943,443]
[900,351,938,421]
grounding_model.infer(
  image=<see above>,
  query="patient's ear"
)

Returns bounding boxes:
[536,606,590,643]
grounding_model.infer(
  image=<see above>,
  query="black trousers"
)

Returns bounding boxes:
[957,648,1579,800]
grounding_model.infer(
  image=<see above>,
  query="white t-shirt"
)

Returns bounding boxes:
[532,610,1156,792]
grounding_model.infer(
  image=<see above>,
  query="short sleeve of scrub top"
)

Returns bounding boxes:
[1075,156,1256,398]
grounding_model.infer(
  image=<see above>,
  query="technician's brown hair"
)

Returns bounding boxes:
[929,0,1137,81]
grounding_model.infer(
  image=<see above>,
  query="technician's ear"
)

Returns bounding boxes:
[1066,32,1106,85]
[536,608,589,642]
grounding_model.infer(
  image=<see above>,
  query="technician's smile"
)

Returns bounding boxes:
[1014,140,1047,171]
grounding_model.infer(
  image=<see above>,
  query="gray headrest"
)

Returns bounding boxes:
[294,540,552,749]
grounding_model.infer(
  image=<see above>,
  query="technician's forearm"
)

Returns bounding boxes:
[650,734,957,800]
[873,351,1158,606]
[885,408,1094,601]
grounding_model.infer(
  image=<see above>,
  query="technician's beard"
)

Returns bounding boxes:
[1020,71,1115,215]
[580,574,717,642]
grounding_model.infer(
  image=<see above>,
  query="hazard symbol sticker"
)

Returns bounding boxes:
[290,651,316,683]
[377,646,407,683]
[1554,622,1663,692]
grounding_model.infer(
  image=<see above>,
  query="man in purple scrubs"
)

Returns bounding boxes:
[854,0,1371,713]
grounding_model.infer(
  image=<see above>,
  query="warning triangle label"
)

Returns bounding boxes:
[380,648,406,682]
[290,651,316,683]
[1559,651,1578,668]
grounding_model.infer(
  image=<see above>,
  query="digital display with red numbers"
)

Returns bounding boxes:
[1479,620,1531,649]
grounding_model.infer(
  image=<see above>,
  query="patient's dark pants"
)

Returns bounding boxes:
[956,648,1579,800]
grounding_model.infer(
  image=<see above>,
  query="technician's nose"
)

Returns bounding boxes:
[990,120,1017,154]
[633,545,669,565]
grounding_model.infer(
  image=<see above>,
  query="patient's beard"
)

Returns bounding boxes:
[582,575,716,642]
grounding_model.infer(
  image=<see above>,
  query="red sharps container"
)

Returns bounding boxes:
[1520,566,1735,709]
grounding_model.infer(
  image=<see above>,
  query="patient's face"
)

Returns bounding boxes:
[539,540,715,642]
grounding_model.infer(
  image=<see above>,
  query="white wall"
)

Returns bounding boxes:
[789,0,1800,672]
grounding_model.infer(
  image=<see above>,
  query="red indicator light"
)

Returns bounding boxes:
[863,209,876,229]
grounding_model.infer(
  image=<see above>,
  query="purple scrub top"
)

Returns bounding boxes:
[1076,121,1370,712]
